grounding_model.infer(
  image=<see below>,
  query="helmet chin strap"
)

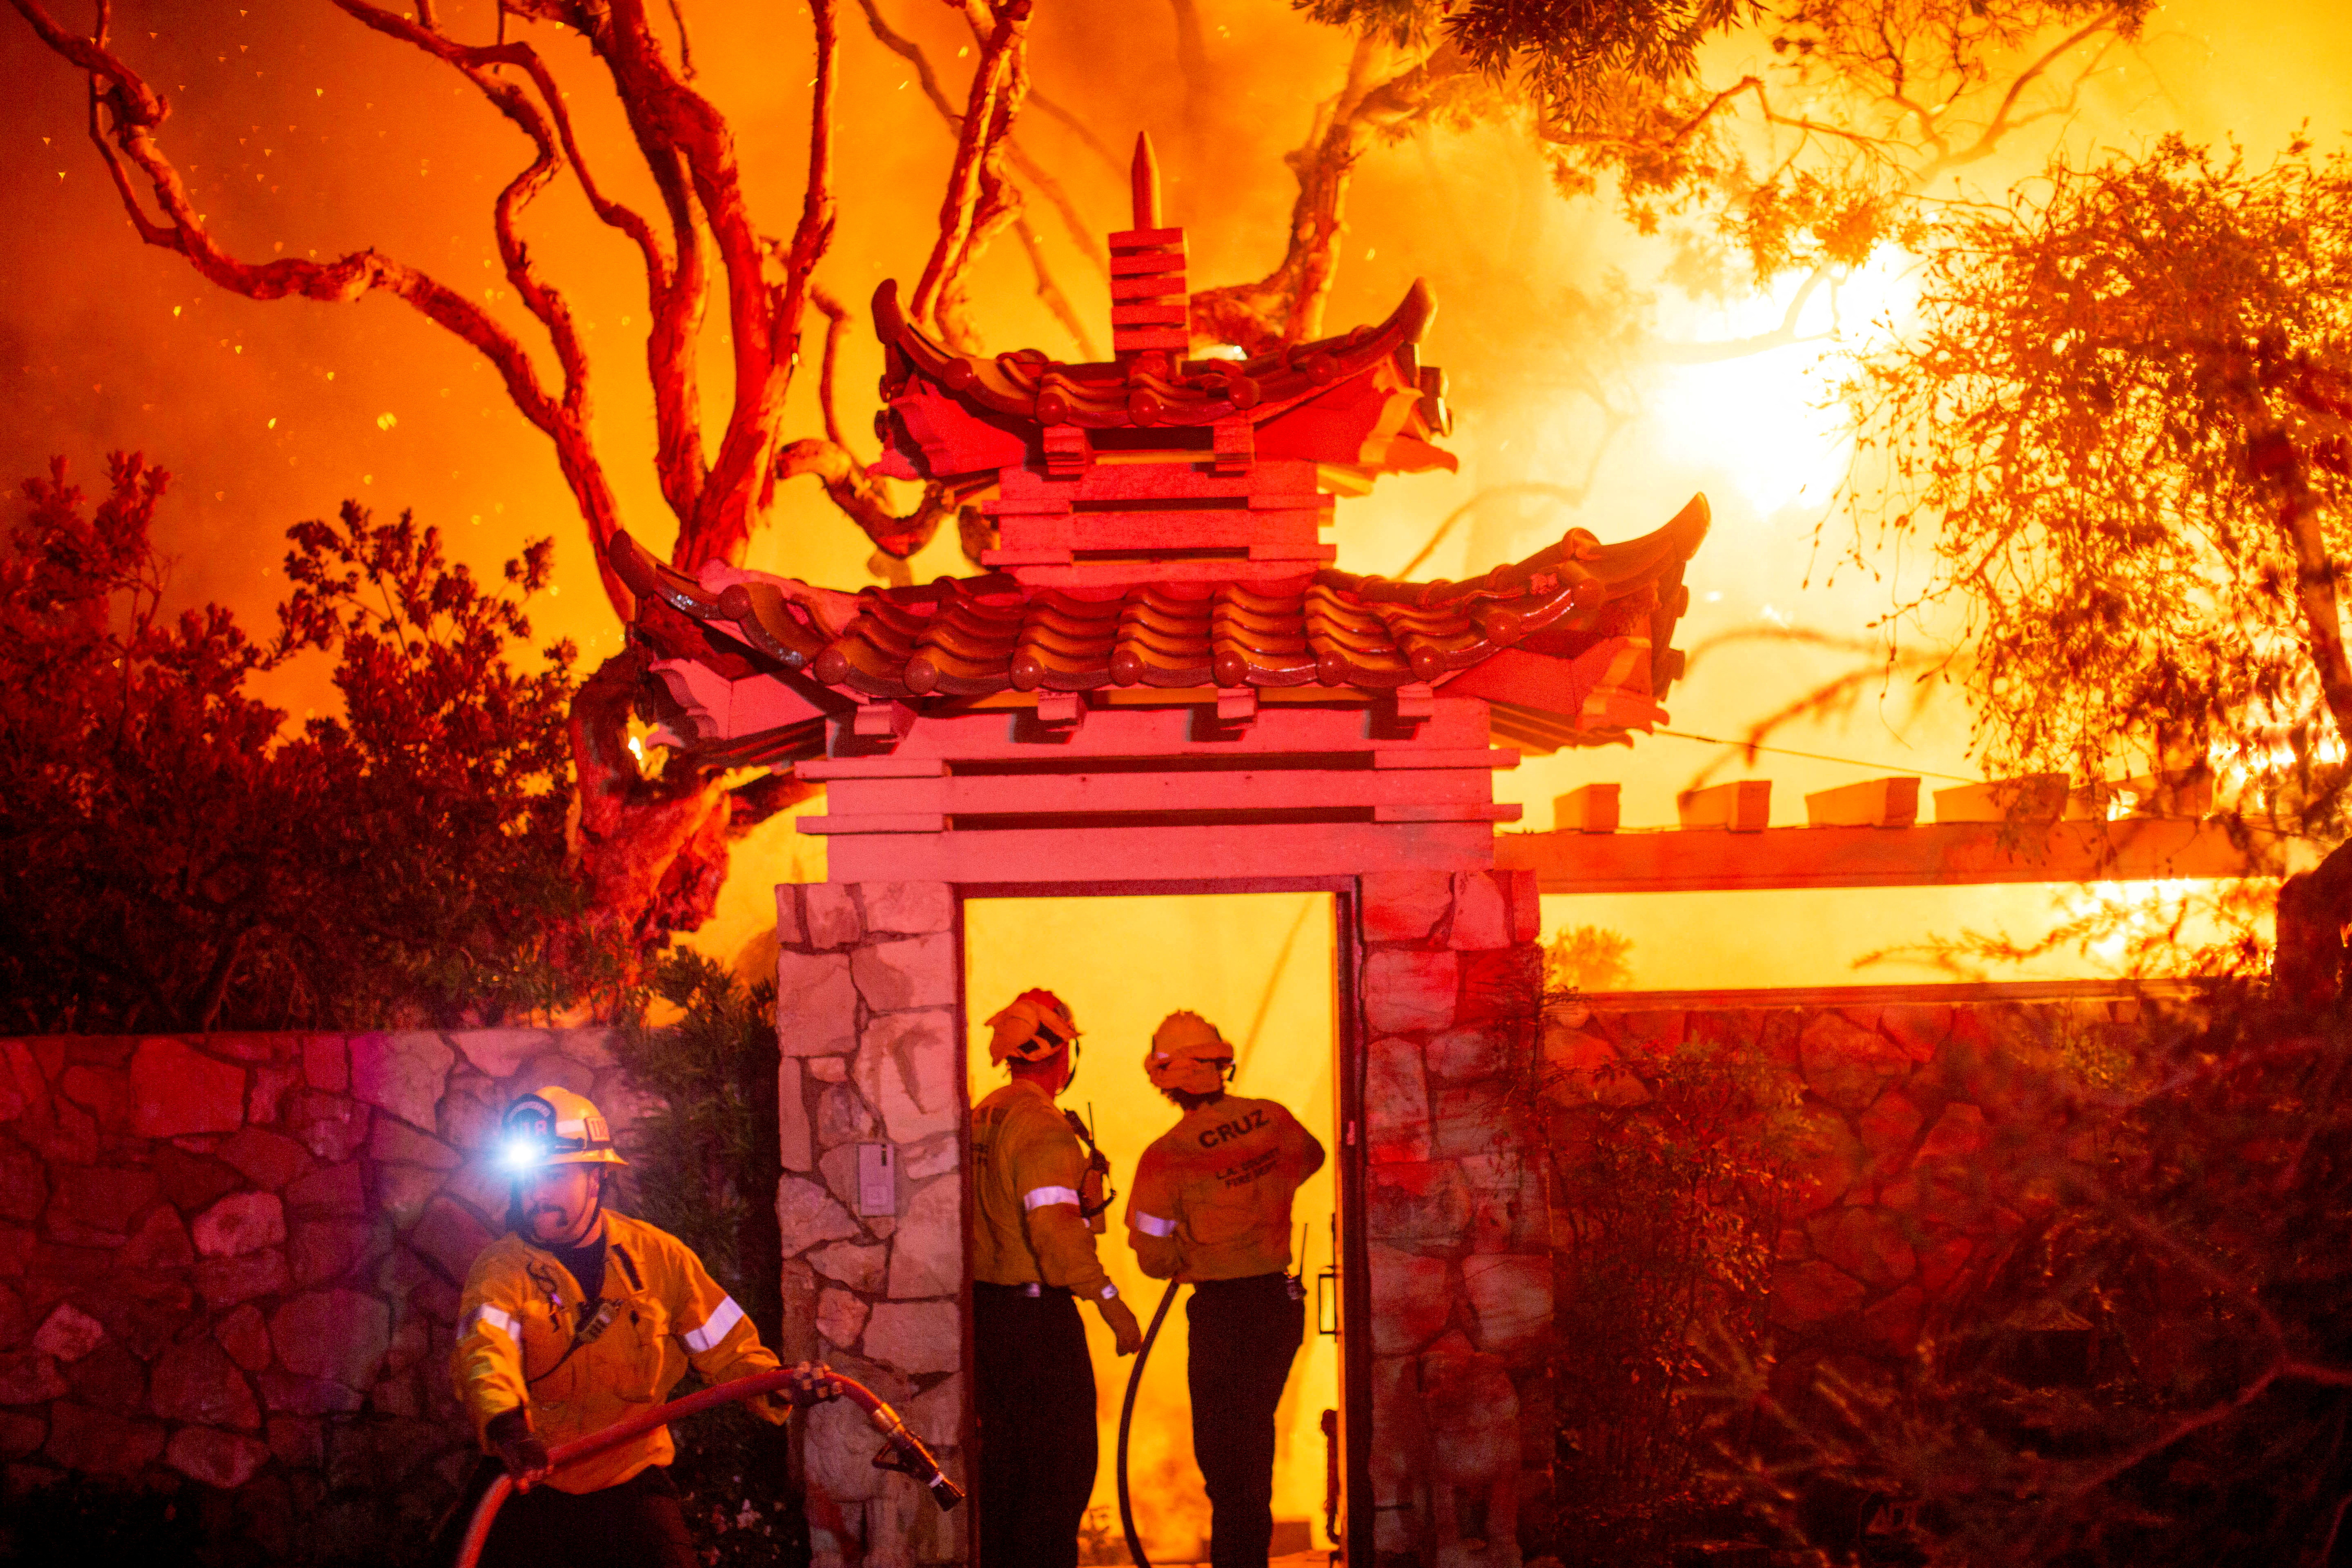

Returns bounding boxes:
[577,1181,605,1243]
[527,1172,605,1247]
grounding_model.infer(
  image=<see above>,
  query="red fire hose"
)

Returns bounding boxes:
[453,1364,961,1568]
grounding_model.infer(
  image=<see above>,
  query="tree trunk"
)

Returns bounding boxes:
[2275,842,2352,1011]
[566,649,738,955]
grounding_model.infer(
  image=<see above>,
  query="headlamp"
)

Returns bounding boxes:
[494,1087,625,1174]
[500,1136,549,1173]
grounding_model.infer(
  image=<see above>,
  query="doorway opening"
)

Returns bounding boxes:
[963,891,1344,1566]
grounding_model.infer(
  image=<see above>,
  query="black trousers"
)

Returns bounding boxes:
[974,1281,1098,1568]
[437,1459,699,1568]
[1187,1273,1305,1568]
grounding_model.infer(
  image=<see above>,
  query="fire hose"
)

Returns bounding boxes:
[453,1364,961,1568]
[1115,1278,1185,1568]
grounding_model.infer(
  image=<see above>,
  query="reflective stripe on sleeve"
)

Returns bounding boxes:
[461,1304,520,1341]
[682,1295,746,1354]
[1023,1185,1082,1211]
[1131,1212,1178,1238]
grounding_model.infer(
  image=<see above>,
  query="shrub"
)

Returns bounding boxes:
[615,952,806,1568]
[0,452,611,1030]
[1699,996,2352,1568]
[1539,997,1801,1561]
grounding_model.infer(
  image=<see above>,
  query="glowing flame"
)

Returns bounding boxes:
[1647,251,1918,515]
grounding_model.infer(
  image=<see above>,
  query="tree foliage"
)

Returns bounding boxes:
[1547,922,1638,991]
[1841,137,2352,798]
[1286,0,2145,310]
[0,452,602,1031]
[611,953,798,1567]
[1541,996,2352,1567]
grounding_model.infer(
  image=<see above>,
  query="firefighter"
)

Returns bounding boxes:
[971,989,1145,1568]
[1127,1012,1326,1568]
[443,1087,795,1568]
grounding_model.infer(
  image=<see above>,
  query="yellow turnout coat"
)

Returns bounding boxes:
[452,1211,784,1494]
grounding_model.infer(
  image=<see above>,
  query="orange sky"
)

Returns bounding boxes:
[6,0,2349,983]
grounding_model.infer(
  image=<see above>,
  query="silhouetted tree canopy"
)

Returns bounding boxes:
[1841,136,2352,808]
[0,452,605,1031]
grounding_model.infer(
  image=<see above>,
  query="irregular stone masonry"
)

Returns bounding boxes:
[1357,870,1551,1568]
[0,946,2178,1568]
[777,872,1551,1568]
[1550,991,2198,1417]
[772,878,966,1568]
[0,1027,652,1563]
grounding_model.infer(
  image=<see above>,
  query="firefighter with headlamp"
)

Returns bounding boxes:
[1127,1012,1325,1568]
[443,1086,796,1568]
[970,989,1143,1568]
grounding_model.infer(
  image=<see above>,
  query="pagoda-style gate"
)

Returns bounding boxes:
[619,140,1707,1568]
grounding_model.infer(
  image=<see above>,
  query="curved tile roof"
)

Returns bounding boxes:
[610,494,1708,713]
[873,278,1439,434]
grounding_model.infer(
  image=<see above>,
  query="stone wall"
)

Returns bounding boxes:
[1356,869,1552,1568]
[1550,990,2180,1382]
[0,1027,652,1563]
[771,880,968,1568]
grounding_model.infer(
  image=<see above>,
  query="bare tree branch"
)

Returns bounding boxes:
[859,0,1098,352]
[776,438,956,561]
[1013,214,1100,361]
[774,290,957,561]
[333,0,721,547]
[811,287,854,454]
[14,0,650,616]
[1394,479,1606,580]
[1029,86,1123,175]
[1192,37,1476,352]
[1649,266,1835,363]
[1166,0,1209,166]
[910,4,1029,345]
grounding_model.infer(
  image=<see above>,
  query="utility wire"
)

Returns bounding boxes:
[1651,728,1982,784]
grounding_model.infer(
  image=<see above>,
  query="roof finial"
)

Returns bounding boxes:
[1131,132,1162,231]
[1109,132,1186,365]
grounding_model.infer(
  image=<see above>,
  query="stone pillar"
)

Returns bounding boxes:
[774,880,967,1568]
[1356,870,1550,1568]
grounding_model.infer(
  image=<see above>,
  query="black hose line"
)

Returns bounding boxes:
[1116,1279,1184,1568]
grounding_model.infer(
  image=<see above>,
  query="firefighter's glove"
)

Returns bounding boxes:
[1097,1296,1144,1357]
[485,1408,551,1491]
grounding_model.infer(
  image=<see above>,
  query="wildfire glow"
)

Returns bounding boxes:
[964,893,1341,1560]
[1646,251,1919,515]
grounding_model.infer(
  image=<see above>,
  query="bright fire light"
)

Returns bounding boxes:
[2056,878,2270,974]
[1646,252,1918,515]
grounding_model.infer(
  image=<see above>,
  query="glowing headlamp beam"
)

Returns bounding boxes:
[499,1137,548,1173]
